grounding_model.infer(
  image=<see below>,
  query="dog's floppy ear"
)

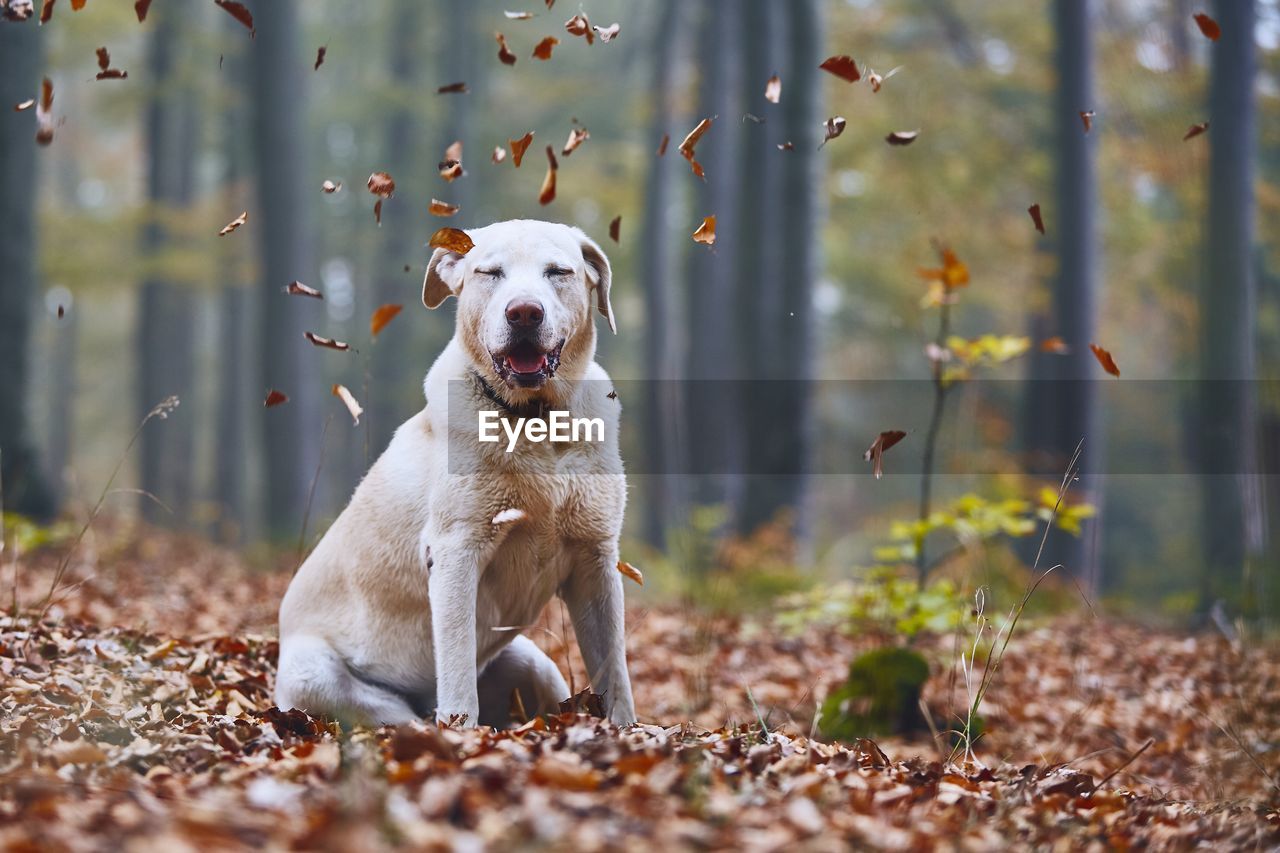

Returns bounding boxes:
[422,246,466,309]
[576,229,615,334]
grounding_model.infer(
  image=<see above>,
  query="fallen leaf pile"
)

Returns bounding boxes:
[1,521,1276,848]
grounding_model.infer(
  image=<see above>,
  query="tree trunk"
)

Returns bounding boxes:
[1197,0,1263,612]
[137,0,200,526]
[250,0,323,540]
[638,0,684,548]
[0,20,55,521]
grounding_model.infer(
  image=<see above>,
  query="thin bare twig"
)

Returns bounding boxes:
[1089,738,1155,795]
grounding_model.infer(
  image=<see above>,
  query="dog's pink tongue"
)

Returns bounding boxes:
[508,351,547,373]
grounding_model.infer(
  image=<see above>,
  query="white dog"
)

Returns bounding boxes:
[276,220,635,728]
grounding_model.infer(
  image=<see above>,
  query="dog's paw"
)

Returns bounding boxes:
[491,508,527,525]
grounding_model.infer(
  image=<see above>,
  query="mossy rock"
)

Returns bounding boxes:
[819,646,930,740]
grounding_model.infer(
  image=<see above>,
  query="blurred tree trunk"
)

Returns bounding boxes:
[639,0,684,548]
[1024,0,1103,591]
[683,0,743,519]
[137,0,200,526]
[251,0,323,539]
[0,20,55,521]
[369,0,429,458]
[1196,0,1263,612]
[46,307,77,506]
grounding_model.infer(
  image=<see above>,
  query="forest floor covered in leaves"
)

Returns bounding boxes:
[2,520,1278,850]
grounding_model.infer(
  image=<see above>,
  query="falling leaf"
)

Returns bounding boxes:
[1193,12,1220,40]
[283,281,323,299]
[863,430,907,480]
[692,215,716,245]
[370,304,403,338]
[429,199,460,217]
[218,211,248,236]
[331,384,363,425]
[38,0,53,24]
[436,81,469,94]
[532,35,559,60]
[606,389,617,400]
[593,22,620,42]
[677,117,713,179]
[562,126,589,156]
[367,172,395,198]
[1183,121,1209,141]
[373,199,383,225]
[820,116,846,148]
[14,99,34,111]
[917,246,969,290]
[1089,343,1120,377]
[264,389,288,407]
[565,13,593,44]
[1028,203,1045,235]
[510,131,534,167]
[496,32,517,65]
[35,77,54,146]
[321,179,341,193]
[657,133,669,156]
[608,215,620,243]
[1079,110,1095,133]
[777,142,794,151]
[491,146,507,164]
[305,332,351,351]
[314,45,327,70]
[94,47,127,80]
[134,0,151,21]
[95,47,109,70]
[429,227,475,255]
[764,74,781,104]
[214,0,254,35]
[742,113,764,124]
[438,160,463,182]
[819,54,861,83]
[70,0,84,9]
[1040,336,1070,354]
[539,145,557,205]
[886,130,919,146]
[504,9,533,19]
[616,561,644,586]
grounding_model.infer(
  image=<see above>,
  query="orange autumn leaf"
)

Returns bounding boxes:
[510,131,534,167]
[692,215,716,245]
[677,117,713,179]
[819,54,861,83]
[134,0,152,20]
[1089,343,1120,377]
[863,430,907,480]
[1079,110,1095,133]
[35,77,54,146]
[608,215,620,243]
[305,332,351,351]
[373,199,383,225]
[263,389,288,408]
[367,172,395,198]
[214,0,254,34]
[532,35,559,60]
[495,32,517,65]
[1193,12,1220,40]
[616,561,644,586]
[331,384,363,425]
[370,304,403,338]
[218,211,248,236]
[429,227,475,256]
[429,199,460,217]
[539,145,558,206]
[562,126,589,156]
[1183,121,1209,141]
[1040,336,1070,354]
[565,13,593,44]
[917,246,968,290]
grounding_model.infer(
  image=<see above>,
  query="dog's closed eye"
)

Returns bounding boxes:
[545,265,573,278]
[475,267,504,278]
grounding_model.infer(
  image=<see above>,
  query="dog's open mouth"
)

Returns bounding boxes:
[492,339,564,388]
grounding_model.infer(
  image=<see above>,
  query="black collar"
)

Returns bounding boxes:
[470,369,548,420]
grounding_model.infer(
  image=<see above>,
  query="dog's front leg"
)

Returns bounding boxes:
[561,544,636,725]
[427,535,485,726]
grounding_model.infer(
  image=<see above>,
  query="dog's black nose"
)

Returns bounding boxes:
[505,300,544,328]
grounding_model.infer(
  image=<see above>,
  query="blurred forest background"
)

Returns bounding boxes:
[2,0,1278,625]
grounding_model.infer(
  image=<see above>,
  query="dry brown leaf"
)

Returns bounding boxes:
[764,74,781,104]
[657,133,669,157]
[504,9,533,19]
[539,145,557,206]
[1193,12,1220,40]
[496,32,517,65]
[491,145,507,164]
[284,281,323,299]
[14,99,34,111]
[331,384,363,425]
[863,430,907,480]
[1183,121,1209,141]
[820,54,861,83]
[367,172,396,198]
[373,199,383,225]
[305,332,351,352]
[678,117,713,179]
[321,179,341,193]
[565,13,593,44]
[532,35,559,60]
[593,22,620,42]
[820,116,846,148]
[608,215,620,243]
[562,126,589,156]
[616,561,644,586]
[692,215,716,245]
[218,211,248,236]
[39,0,53,23]
[134,0,152,21]
[439,143,464,182]
[777,141,794,151]
[1040,336,1070,354]
[263,389,289,408]
[510,131,534,167]
[1079,110,1095,133]
[436,81,469,94]
[429,199,460,217]
[214,0,254,35]
[314,45,327,70]
[886,130,919,146]
[370,304,403,338]
[1028,203,1045,235]
[429,227,475,256]
[35,77,53,146]
[96,69,127,80]
[1089,343,1120,377]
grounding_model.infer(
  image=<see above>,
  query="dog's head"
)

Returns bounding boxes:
[422,220,614,392]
